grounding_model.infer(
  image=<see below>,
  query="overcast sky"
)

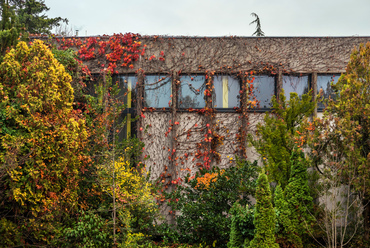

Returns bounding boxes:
[46,0,370,37]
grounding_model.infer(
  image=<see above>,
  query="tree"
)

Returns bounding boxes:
[322,42,370,242]
[248,170,279,248]
[0,40,88,245]
[250,13,265,37]
[250,90,315,189]
[4,0,67,34]
[275,184,301,247]
[81,71,152,246]
[307,43,370,245]
[0,0,26,59]
[228,201,255,248]
[308,114,364,247]
[275,149,314,247]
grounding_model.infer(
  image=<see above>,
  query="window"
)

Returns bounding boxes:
[179,75,206,108]
[251,75,275,109]
[283,75,310,101]
[114,75,137,139]
[213,75,240,108]
[115,75,137,108]
[317,74,340,110]
[144,75,172,108]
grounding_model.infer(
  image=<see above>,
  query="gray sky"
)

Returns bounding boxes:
[46,0,370,37]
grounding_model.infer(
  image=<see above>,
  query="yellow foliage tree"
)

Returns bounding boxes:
[0,40,88,245]
[97,153,157,244]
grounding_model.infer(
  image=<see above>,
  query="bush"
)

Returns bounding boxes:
[98,155,159,241]
[279,150,313,247]
[0,39,88,245]
[0,217,22,247]
[248,171,278,248]
[228,202,255,248]
[274,184,301,247]
[62,210,111,248]
[165,158,259,247]
[250,90,315,189]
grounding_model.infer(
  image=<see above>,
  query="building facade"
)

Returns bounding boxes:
[54,35,370,182]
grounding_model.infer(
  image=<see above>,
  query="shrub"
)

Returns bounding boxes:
[248,171,278,248]
[274,149,314,247]
[62,210,110,248]
[228,201,255,248]
[0,40,88,245]
[275,184,301,247]
[98,154,158,243]
[250,90,315,189]
[165,158,259,247]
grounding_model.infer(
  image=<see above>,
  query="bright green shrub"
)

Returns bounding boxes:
[248,171,279,248]
[274,149,314,247]
[282,149,314,245]
[274,184,301,247]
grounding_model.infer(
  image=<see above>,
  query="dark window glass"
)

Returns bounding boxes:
[213,76,240,108]
[144,75,172,108]
[283,75,309,101]
[179,75,206,108]
[251,75,275,109]
[85,74,99,97]
[317,74,340,110]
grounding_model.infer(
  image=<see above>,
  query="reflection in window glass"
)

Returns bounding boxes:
[114,75,137,140]
[213,76,240,108]
[283,75,309,101]
[179,75,206,108]
[115,75,137,108]
[144,75,172,108]
[251,75,275,109]
[317,74,340,110]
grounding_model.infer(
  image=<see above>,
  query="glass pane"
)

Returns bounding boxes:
[144,75,172,108]
[85,74,100,97]
[213,76,240,108]
[114,75,137,108]
[317,74,340,110]
[117,112,137,140]
[179,75,206,108]
[114,75,138,140]
[283,75,309,101]
[251,75,275,109]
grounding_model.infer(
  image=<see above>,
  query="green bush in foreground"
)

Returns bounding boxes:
[228,202,255,248]
[248,171,278,248]
[165,158,259,247]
